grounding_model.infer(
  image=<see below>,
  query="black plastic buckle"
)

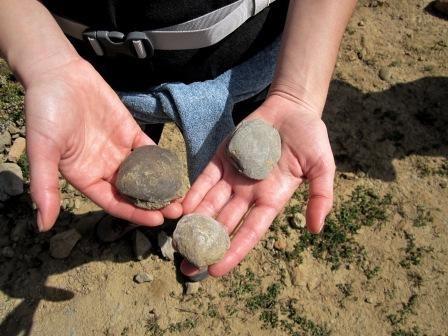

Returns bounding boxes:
[83,31,154,59]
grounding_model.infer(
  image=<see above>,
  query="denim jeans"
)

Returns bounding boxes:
[120,37,281,182]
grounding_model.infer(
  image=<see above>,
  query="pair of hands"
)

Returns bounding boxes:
[27,58,335,277]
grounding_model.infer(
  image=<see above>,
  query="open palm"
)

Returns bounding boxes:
[25,59,182,231]
[182,95,335,276]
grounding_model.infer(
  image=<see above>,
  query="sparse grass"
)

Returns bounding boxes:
[246,283,281,311]
[391,326,421,336]
[415,157,448,178]
[436,158,448,177]
[413,206,433,228]
[0,62,24,125]
[407,271,423,289]
[387,294,418,326]
[145,314,197,336]
[17,153,29,181]
[362,265,380,280]
[280,299,331,336]
[336,283,353,307]
[219,268,260,299]
[145,314,164,336]
[167,318,197,333]
[219,269,329,335]
[284,186,392,270]
[400,231,433,269]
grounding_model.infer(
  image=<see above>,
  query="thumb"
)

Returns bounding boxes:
[28,137,61,232]
[306,159,335,234]
[132,127,156,148]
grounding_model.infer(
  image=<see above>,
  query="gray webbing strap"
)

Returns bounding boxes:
[53,0,276,52]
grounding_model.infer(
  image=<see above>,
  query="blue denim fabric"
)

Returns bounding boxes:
[120,37,280,182]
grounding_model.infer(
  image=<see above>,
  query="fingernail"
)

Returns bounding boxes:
[317,218,325,233]
[36,211,44,232]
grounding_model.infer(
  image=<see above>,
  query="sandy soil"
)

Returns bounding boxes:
[0,0,447,335]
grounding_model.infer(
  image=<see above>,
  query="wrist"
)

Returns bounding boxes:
[266,82,325,120]
[0,0,80,88]
[15,49,81,89]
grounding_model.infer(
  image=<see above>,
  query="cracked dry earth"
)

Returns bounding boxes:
[0,1,447,335]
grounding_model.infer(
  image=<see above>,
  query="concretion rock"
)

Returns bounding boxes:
[115,145,183,209]
[227,119,281,180]
[173,214,230,268]
[0,162,23,201]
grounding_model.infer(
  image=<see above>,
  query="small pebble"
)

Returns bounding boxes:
[7,125,21,135]
[134,272,153,284]
[1,246,14,259]
[379,67,392,82]
[273,239,287,251]
[291,267,302,287]
[158,231,175,261]
[134,230,152,261]
[289,212,306,229]
[49,229,82,259]
[7,137,26,162]
[185,282,200,295]
[0,131,11,152]
[0,162,24,201]
[10,218,29,242]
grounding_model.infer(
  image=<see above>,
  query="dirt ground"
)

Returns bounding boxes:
[1,0,447,335]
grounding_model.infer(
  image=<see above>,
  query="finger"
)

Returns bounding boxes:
[182,158,223,214]
[193,180,232,217]
[82,179,164,226]
[306,161,335,234]
[179,259,200,277]
[160,202,183,219]
[179,259,210,281]
[28,138,61,232]
[209,205,277,277]
[216,195,251,234]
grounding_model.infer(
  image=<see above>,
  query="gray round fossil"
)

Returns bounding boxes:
[227,119,281,180]
[115,145,183,209]
[173,214,230,268]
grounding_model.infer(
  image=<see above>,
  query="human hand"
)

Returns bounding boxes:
[181,94,335,277]
[25,57,182,231]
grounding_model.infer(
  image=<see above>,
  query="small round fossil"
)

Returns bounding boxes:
[173,214,230,268]
[115,145,183,209]
[227,119,281,180]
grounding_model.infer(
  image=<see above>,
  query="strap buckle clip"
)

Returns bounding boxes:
[83,31,154,59]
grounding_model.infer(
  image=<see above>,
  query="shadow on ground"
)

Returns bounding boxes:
[0,194,180,335]
[325,77,448,181]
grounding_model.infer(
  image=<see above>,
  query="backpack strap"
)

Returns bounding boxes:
[53,0,277,58]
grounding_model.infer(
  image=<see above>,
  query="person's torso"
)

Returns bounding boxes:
[43,0,288,90]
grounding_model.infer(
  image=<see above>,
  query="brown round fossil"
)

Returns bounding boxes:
[173,214,230,268]
[115,145,183,209]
